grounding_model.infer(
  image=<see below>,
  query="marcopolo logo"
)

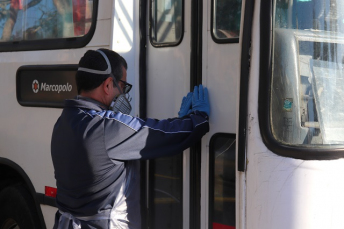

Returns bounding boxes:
[32,80,39,93]
[32,79,72,94]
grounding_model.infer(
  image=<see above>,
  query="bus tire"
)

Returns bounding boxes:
[0,184,42,229]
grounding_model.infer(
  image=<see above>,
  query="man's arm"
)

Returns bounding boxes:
[106,85,210,160]
[105,111,209,160]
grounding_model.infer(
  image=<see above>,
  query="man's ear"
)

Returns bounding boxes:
[103,77,113,95]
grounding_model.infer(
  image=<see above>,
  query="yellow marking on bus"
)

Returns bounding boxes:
[214,197,235,202]
[154,174,180,180]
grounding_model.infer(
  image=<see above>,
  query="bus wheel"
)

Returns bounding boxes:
[0,184,41,229]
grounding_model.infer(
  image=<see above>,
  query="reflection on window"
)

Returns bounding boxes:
[149,155,182,229]
[275,0,344,32]
[0,0,93,42]
[210,134,236,229]
[150,0,182,45]
[212,0,242,40]
[272,0,344,145]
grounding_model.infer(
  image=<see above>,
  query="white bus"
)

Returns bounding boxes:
[1,0,344,228]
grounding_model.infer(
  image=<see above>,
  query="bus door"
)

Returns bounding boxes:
[145,0,190,228]
[144,0,242,228]
[202,0,242,229]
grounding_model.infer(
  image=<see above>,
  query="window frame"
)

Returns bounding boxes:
[258,0,344,160]
[0,0,98,52]
[149,0,184,48]
[210,0,240,44]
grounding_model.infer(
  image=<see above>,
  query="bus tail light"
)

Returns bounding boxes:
[45,186,57,198]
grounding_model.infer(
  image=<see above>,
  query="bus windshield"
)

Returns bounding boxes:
[271,0,344,145]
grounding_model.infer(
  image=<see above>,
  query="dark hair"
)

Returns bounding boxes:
[76,49,128,94]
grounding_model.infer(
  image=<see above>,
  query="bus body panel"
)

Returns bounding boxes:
[0,1,113,227]
[112,0,140,118]
[245,0,344,228]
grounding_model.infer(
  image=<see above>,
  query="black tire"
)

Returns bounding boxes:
[0,184,42,229]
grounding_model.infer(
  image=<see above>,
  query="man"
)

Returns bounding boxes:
[51,48,210,228]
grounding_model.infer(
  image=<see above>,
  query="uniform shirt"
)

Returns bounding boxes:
[51,97,209,228]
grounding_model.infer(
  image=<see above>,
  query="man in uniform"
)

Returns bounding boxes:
[51,48,210,228]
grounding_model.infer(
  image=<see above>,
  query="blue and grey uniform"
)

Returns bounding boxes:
[51,97,209,229]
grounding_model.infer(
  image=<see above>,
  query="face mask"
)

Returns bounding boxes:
[78,49,132,114]
[108,67,132,115]
[109,93,132,115]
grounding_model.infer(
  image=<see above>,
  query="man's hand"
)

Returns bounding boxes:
[178,92,193,117]
[192,85,210,116]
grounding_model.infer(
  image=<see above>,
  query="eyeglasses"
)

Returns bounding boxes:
[113,79,131,94]
[118,80,132,94]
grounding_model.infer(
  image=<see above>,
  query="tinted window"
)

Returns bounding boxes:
[209,134,236,229]
[150,0,183,46]
[0,0,96,51]
[212,0,242,42]
[149,155,182,229]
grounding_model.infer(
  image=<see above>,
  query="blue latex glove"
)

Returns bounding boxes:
[192,85,210,116]
[178,92,193,117]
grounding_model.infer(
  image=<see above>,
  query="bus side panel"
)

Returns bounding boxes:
[246,0,344,228]
[0,1,113,227]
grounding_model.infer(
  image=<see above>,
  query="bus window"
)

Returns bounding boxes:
[149,155,182,229]
[211,0,242,42]
[0,0,96,51]
[271,0,344,146]
[209,134,236,229]
[150,0,183,46]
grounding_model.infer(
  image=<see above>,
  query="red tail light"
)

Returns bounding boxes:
[45,186,57,198]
